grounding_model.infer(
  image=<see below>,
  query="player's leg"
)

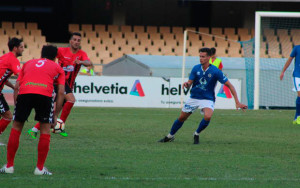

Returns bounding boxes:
[60,83,75,123]
[193,100,215,144]
[33,94,53,175]
[0,95,13,136]
[159,98,198,143]
[1,94,31,174]
[293,77,300,124]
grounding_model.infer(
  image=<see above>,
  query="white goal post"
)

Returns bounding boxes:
[254,11,300,110]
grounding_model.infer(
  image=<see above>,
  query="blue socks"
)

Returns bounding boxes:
[170,119,184,135]
[196,119,210,134]
[295,97,300,120]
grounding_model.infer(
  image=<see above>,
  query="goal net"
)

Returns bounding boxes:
[242,12,300,109]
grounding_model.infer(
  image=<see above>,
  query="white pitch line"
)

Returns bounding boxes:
[3,176,300,182]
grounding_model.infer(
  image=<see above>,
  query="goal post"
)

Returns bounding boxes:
[254,11,300,110]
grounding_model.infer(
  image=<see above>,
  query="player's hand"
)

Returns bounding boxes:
[183,82,190,89]
[236,103,248,112]
[280,72,284,80]
[74,59,81,65]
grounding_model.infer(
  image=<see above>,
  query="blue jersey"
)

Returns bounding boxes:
[189,64,228,101]
[291,45,300,77]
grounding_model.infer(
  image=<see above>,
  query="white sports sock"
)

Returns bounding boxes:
[32,128,38,132]
[167,133,174,138]
[194,132,199,136]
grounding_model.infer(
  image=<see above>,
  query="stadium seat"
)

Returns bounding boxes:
[27,22,38,30]
[94,64,103,74]
[290,29,300,37]
[89,37,101,46]
[107,25,119,33]
[276,29,288,37]
[159,26,171,34]
[147,46,161,55]
[203,40,216,48]
[81,24,93,31]
[2,21,13,29]
[185,27,196,32]
[121,46,133,55]
[136,32,149,40]
[18,29,30,37]
[115,38,127,46]
[201,34,213,41]
[152,39,165,48]
[172,26,183,34]
[133,26,145,33]
[34,36,46,43]
[224,28,236,35]
[85,31,97,38]
[134,46,148,55]
[227,34,239,41]
[161,46,174,56]
[162,33,175,41]
[292,36,300,45]
[94,24,106,32]
[190,40,203,48]
[188,33,200,41]
[5,28,18,36]
[147,26,158,33]
[124,32,136,40]
[127,38,139,46]
[198,27,209,34]
[14,22,26,30]
[216,47,228,57]
[68,24,79,33]
[165,39,177,47]
[237,28,249,36]
[0,28,5,35]
[30,29,42,36]
[229,41,241,49]
[227,48,242,57]
[264,28,275,36]
[173,46,184,56]
[101,38,114,46]
[278,35,291,43]
[139,39,152,47]
[149,33,161,40]
[239,34,252,41]
[98,31,110,40]
[211,27,223,35]
[187,47,200,56]
[111,32,123,40]
[120,25,132,33]
[216,40,229,48]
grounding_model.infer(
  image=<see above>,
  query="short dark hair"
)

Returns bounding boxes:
[8,37,23,51]
[70,32,82,40]
[210,47,216,55]
[200,47,212,56]
[41,45,58,61]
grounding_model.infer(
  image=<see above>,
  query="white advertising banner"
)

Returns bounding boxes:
[74,76,241,109]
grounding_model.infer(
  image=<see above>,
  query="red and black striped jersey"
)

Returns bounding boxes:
[0,52,21,92]
[57,47,89,89]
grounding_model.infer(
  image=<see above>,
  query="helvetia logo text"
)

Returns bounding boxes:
[130,80,145,97]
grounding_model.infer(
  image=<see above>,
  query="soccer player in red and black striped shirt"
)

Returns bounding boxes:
[0,38,24,142]
[29,32,91,137]
[0,45,65,175]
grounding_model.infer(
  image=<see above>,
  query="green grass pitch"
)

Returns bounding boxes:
[0,107,300,187]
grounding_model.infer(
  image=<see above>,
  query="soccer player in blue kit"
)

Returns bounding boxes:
[159,48,248,144]
[280,45,300,124]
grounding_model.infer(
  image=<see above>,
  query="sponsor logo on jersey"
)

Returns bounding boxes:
[63,65,75,72]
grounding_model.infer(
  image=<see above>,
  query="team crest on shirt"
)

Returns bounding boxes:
[208,73,212,78]
[198,77,207,91]
[63,65,74,72]
[197,71,200,75]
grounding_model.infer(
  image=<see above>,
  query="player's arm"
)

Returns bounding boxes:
[75,59,91,67]
[183,80,194,89]
[13,81,20,105]
[224,80,248,111]
[280,56,294,80]
[5,81,14,90]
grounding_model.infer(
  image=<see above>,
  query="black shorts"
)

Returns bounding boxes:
[54,83,72,94]
[13,94,54,123]
[0,94,9,114]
